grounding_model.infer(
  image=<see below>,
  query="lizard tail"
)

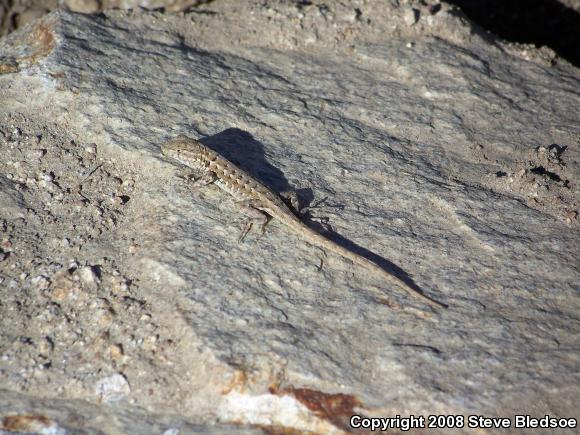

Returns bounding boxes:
[280,214,447,309]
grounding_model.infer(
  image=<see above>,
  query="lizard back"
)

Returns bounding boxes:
[162,135,292,213]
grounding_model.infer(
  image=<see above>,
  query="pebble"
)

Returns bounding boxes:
[77,265,100,287]
[31,276,50,290]
[109,343,124,360]
[110,195,123,206]
[403,7,419,26]
[94,373,131,403]
[10,127,22,140]
[38,337,54,354]
[565,210,578,222]
[31,148,46,159]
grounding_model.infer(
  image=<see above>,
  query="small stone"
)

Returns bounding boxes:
[110,195,123,206]
[32,149,46,159]
[77,265,100,287]
[42,172,55,182]
[38,337,54,354]
[85,143,97,154]
[10,127,22,140]
[31,276,50,290]
[97,308,114,328]
[109,343,124,360]
[72,194,88,206]
[565,210,578,222]
[403,7,419,26]
[94,373,131,403]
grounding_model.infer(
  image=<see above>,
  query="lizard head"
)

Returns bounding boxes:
[161,135,207,165]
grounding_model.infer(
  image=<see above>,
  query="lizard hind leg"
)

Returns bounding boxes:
[238,220,253,243]
[236,201,270,243]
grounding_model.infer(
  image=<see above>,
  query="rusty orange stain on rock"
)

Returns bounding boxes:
[32,23,55,52]
[2,414,54,432]
[23,21,56,64]
[1,17,57,72]
[257,424,317,435]
[270,385,361,431]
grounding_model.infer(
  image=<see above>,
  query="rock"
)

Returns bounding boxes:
[0,175,25,219]
[0,1,578,434]
[0,390,262,434]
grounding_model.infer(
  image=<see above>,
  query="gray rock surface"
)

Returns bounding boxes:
[0,1,578,433]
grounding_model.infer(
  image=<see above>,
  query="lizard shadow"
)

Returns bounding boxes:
[199,128,437,306]
[201,128,294,194]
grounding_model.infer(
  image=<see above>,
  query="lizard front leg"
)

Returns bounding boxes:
[188,170,217,188]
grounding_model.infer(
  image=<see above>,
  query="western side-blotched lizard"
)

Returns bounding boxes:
[162,135,446,309]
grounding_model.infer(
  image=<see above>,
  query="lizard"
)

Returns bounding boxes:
[162,135,447,309]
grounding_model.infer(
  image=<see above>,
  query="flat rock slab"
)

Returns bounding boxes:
[0,1,578,433]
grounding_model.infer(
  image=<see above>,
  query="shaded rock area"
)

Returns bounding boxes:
[0,1,579,433]
[446,0,580,67]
